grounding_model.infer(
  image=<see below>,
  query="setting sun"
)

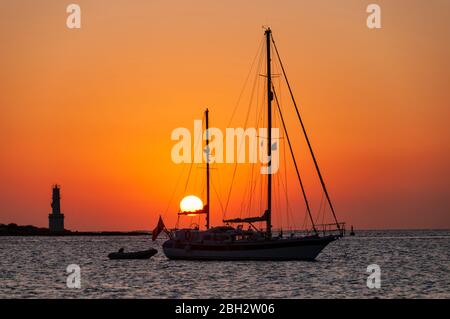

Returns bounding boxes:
[179,195,203,213]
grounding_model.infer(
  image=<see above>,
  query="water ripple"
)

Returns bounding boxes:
[0,230,449,298]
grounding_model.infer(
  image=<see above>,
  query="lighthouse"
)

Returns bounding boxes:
[48,185,65,232]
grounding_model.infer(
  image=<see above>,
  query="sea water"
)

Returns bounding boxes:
[0,230,449,298]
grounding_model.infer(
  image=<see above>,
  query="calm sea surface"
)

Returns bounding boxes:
[0,230,449,298]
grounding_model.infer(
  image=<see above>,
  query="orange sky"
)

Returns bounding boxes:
[1,0,449,230]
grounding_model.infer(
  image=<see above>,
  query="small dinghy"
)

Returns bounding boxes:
[108,248,157,260]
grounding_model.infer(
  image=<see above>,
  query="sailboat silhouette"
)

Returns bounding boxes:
[162,28,345,261]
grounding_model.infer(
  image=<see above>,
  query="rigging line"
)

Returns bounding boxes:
[271,34,340,230]
[283,144,295,231]
[272,46,283,232]
[275,160,282,231]
[245,51,265,218]
[245,161,257,217]
[240,140,258,217]
[165,112,205,217]
[183,111,205,194]
[211,179,225,217]
[244,70,266,217]
[239,56,264,219]
[227,36,264,127]
[223,47,264,218]
[301,207,308,232]
[249,156,262,216]
[272,86,317,234]
[275,104,292,231]
[259,78,266,219]
[164,164,187,216]
[213,163,226,217]
[175,214,180,229]
[321,196,326,226]
[273,49,298,232]
[280,141,291,229]
[315,191,325,225]
[239,167,251,217]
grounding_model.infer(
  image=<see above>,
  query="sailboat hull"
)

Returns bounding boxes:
[162,235,338,261]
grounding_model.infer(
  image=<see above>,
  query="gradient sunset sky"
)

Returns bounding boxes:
[1,0,449,231]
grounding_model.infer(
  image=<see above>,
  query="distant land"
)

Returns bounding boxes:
[0,223,150,236]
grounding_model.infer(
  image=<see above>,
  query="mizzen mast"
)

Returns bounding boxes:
[176,108,210,230]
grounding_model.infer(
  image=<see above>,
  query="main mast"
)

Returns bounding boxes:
[205,108,210,229]
[265,28,272,238]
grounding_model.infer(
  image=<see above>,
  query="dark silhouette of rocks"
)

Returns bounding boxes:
[0,223,149,236]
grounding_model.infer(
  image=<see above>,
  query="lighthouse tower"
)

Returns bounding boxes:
[48,185,65,232]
